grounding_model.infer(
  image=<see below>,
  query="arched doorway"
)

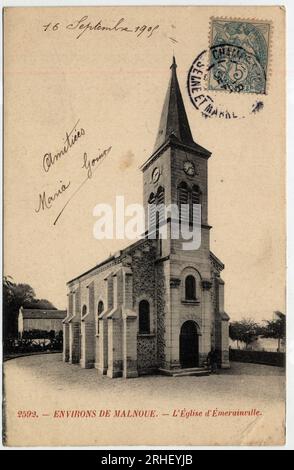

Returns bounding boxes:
[180,321,199,368]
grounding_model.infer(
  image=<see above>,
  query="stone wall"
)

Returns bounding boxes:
[131,241,156,332]
[156,262,167,368]
[230,349,285,367]
[137,335,157,373]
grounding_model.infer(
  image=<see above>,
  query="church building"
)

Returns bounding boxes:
[63,57,230,378]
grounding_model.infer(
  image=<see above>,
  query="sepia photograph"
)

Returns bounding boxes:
[2,4,286,447]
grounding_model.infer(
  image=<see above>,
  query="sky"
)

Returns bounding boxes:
[4,5,285,322]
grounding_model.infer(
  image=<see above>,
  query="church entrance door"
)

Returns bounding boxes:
[180,321,199,368]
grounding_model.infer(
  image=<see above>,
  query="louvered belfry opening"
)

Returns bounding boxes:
[178,182,201,226]
[148,186,165,235]
[178,182,189,225]
[191,185,201,225]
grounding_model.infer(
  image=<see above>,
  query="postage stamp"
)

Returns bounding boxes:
[208,18,271,94]
[187,48,266,120]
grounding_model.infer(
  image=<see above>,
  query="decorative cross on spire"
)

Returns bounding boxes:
[170,55,177,70]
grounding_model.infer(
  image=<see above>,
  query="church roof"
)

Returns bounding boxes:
[67,238,152,285]
[210,251,225,271]
[153,56,210,156]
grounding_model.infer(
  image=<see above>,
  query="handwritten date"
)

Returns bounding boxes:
[43,16,159,40]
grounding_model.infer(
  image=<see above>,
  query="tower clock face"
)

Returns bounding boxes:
[183,160,195,176]
[152,167,160,183]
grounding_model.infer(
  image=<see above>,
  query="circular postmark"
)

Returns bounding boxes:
[187,47,266,119]
[208,44,266,94]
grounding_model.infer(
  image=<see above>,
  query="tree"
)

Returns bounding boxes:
[229,322,243,349]
[3,278,36,339]
[262,311,286,352]
[25,298,57,310]
[3,276,57,340]
[229,318,259,349]
[3,275,14,302]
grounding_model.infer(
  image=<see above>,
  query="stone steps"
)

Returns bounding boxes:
[159,367,210,377]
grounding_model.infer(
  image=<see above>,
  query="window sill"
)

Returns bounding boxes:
[181,299,200,305]
[81,312,90,321]
[137,333,156,338]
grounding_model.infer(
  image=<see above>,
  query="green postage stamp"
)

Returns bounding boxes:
[208,18,271,94]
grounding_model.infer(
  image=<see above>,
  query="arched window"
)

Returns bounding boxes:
[82,305,87,318]
[156,186,165,229]
[148,192,155,203]
[178,182,189,223]
[185,275,196,300]
[139,300,150,334]
[191,185,201,224]
[148,192,156,232]
[191,184,201,204]
[97,301,104,334]
[157,186,165,204]
[98,300,104,315]
[148,187,165,238]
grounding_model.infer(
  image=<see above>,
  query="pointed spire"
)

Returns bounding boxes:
[153,56,196,152]
[171,55,177,70]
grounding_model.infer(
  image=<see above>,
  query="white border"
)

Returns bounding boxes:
[1,0,293,451]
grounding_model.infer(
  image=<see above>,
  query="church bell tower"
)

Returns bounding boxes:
[141,57,211,259]
[140,57,229,372]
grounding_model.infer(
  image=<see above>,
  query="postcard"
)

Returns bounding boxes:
[3,5,286,446]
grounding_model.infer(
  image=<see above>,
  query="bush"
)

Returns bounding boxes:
[4,330,63,355]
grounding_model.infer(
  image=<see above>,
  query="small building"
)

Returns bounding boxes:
[18,306,67,337]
